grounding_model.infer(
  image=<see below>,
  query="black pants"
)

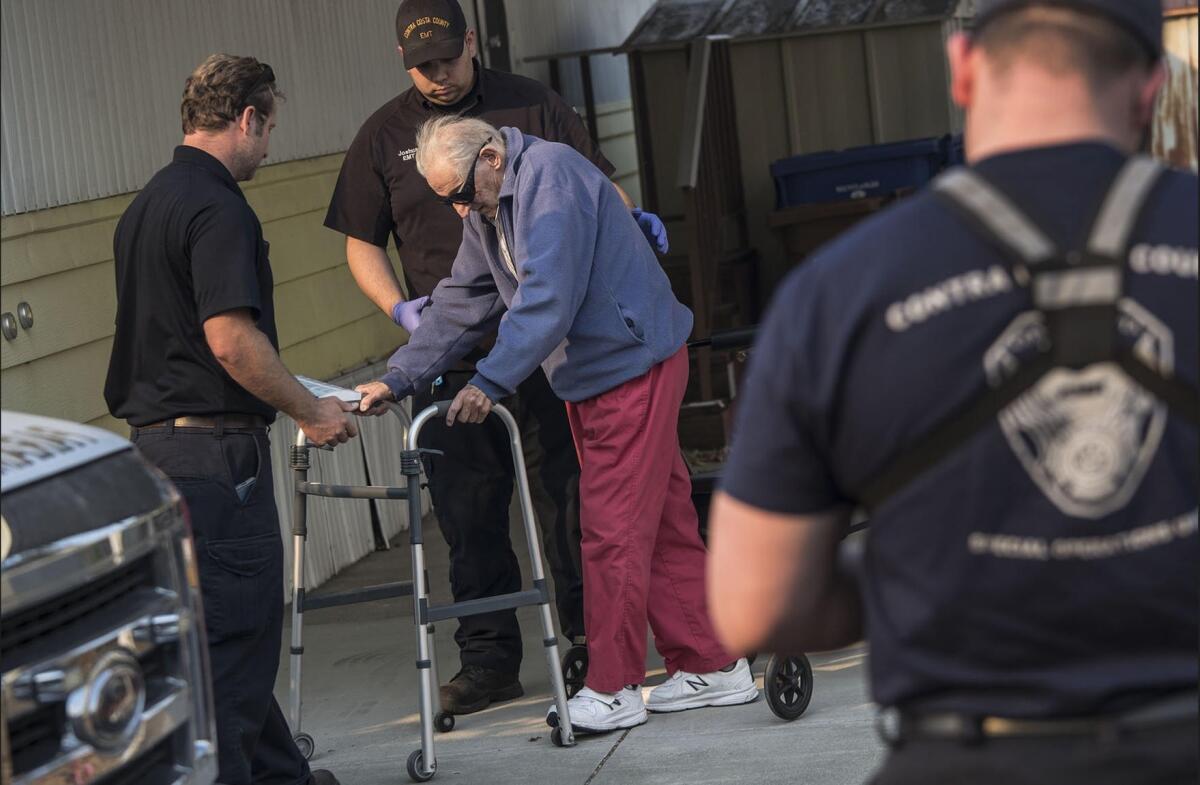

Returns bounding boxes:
[414,367,585,675]
[870,720,1199,785]
[133,425,309,785]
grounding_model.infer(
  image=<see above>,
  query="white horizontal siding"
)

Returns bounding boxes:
[0,0,460,215]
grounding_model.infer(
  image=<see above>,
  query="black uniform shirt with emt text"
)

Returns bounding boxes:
[324,62,615,301]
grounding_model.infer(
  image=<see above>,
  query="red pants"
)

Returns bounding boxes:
[566,346,732,692]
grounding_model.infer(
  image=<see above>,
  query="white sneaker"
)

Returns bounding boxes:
[546,686,648,733]
[646,658,758,713]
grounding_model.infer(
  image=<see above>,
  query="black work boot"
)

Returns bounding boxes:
[439,664,524,714]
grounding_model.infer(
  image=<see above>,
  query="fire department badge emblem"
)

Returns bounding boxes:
[983,300,1171,519]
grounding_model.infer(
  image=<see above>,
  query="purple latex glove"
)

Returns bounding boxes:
[631,208,669,254]
[390,296,430,332]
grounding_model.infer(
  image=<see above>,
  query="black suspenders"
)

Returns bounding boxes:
[858,157,1199,511]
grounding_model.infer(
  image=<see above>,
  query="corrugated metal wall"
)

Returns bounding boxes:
[0,0,652,215]
[0,0,452,215]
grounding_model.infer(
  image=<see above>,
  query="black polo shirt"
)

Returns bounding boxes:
[324,62,615,300]
[105,146,279,426]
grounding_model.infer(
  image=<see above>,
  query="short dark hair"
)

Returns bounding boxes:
[975,6,1154,86]
[181,54,284,135]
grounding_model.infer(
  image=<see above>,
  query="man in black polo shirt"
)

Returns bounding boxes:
[708,1,1197,783]
[324,0,668,714]
[105,55,354,785]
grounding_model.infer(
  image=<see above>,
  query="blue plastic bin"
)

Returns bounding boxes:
[771,136,948,208]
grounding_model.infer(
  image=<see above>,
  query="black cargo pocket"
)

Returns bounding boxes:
[200,531,280,643]
[220,433,264,508]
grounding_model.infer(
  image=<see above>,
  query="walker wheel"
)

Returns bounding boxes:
[434,711,455,733]
[561,644,589,699]
[406,749,435,782]
[293,731,314,760]
[764,653,813,721]
[551,726,574,747]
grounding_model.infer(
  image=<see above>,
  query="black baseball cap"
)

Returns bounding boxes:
[395,0,469,69]
[974,0,1163,58]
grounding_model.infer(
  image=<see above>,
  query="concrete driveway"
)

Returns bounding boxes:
[274,514,886,785]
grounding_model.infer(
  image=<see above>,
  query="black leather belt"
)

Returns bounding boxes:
[877,692,1199,747]
[138,414,268,431]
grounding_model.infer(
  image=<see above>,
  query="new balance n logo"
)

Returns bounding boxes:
[684,676,709,691]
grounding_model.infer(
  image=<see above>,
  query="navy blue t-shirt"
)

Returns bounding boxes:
[723,142,1199,717]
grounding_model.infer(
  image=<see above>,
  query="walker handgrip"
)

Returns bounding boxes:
[687,326,758,351]
[432,400,454,417]
[709,326,758,351]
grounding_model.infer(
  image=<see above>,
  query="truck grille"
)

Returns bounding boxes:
[5,704,60,776]
[96,734,172,785]
[5,643,178,776]
[0,556,155,667]
[2,496,215,785]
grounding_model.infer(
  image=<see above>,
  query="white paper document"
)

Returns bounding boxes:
[295,375,362,403]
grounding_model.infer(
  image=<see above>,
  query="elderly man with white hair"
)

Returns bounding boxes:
[356,115,757,732]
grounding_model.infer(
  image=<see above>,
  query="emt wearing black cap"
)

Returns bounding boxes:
[708,2,1198,783]
[105,55,353,785]
[325,0,668,715]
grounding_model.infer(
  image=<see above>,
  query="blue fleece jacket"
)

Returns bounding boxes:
[379,127,693,403]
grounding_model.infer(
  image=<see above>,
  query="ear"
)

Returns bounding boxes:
[465,28,477,59]
[237,105,258,135]
[482,148,502,170]
[946,32,975,110]
[397,45,405,59]
[1134,60,1168,129]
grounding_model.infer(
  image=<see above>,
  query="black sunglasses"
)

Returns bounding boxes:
[438,137,492,206]
[239,63,276,111]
